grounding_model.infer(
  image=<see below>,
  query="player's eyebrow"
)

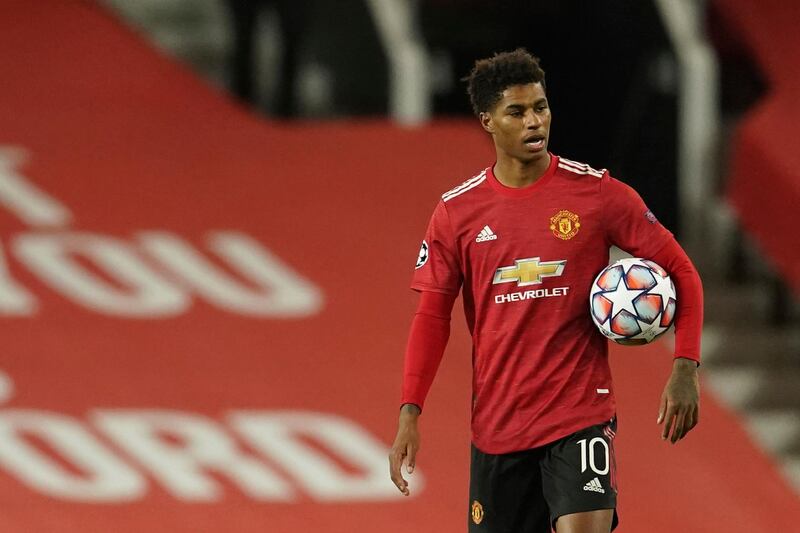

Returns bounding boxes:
[504,99,547,112]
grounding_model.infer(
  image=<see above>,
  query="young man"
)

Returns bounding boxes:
[388,49,703,533]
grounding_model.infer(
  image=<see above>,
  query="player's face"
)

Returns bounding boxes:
[481,83,551,163]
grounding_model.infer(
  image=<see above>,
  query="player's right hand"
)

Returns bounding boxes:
[657,357,700,444]
[388,404,421,496]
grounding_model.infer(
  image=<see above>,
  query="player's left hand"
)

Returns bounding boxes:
[657,357,699,444]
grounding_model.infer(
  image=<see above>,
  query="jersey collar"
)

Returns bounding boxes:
[487,153,558,198]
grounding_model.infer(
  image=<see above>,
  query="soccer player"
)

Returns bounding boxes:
[388,49,703,533]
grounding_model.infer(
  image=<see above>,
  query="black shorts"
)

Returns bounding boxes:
[468,418,619,533]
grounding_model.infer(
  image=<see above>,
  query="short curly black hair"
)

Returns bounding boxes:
[464,48,546,116]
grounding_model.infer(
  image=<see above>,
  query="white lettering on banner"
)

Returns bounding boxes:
[0,371,13,403]
[0,409,145,501]
[139,231,322,317]
[0,148,72,227]
[2,231,323,317]
[0,372,409,502]
[0,145,324,318]
[230,411,409,501]
[13,233,189,317]
[93,410,293,502]
[0,246,36,315]
[494,286,570,304]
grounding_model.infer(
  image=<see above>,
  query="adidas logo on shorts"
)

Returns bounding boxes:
[583,477,605,494]
[476,225,498,242]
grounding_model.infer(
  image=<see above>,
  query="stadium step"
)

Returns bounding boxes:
[707,367,800,411]
[785,456,800,493]
[744,409,800,456]
[702,325,800,368]
[698,223,800,495]
[100,0,229,85]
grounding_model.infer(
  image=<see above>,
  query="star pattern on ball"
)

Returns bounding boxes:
[648,272,674,310]
[603,281,645,318]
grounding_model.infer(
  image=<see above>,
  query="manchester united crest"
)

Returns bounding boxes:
[550,210,581,240]
[471,500,484,525]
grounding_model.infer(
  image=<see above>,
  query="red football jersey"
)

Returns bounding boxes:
[411,154,673,454]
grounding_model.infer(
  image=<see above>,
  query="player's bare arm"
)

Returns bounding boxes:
[658,357,700,444]
[389,403,421,496]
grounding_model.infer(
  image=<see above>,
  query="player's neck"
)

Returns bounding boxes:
[493,152,551,189]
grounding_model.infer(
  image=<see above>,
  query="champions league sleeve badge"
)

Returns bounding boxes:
[415,240,429,269]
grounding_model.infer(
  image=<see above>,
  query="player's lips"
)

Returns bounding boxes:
[523,134,546,152]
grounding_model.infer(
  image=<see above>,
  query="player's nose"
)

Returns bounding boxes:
[524,109,542,129]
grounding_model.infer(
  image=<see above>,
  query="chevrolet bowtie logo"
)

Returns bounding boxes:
[493,257,567,287]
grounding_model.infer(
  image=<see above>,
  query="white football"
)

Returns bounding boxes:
[589,257,676,345]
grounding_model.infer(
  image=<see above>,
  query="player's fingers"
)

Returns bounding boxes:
[388,451,399,483]
[687,404,699,433]
[406,442,417,474]
[671,409,687,444]
[660,403,675,439]
[657,393,668,424]
[683,407,694,438]
[684,407,694,435]
[388,450,409,495]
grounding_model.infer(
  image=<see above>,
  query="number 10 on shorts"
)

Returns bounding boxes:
[577,437,609,475]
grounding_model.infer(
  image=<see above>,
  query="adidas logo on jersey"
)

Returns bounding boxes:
[476,225,498,242]
[583,477,605,494]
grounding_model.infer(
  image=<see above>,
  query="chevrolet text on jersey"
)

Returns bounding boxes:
[494,286,569,304]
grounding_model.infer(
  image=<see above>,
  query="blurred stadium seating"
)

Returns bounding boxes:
[0,0,797,531]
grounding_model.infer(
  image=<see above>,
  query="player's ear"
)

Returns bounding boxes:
[479,111,494,134]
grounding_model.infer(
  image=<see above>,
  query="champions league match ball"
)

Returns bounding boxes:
[589,258,676,345]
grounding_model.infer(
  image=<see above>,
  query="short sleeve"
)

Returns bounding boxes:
[410,200,462,295]
[602,174,673,257]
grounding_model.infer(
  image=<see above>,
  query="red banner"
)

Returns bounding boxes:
[0,1,798,531]
[716,0,800,292]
